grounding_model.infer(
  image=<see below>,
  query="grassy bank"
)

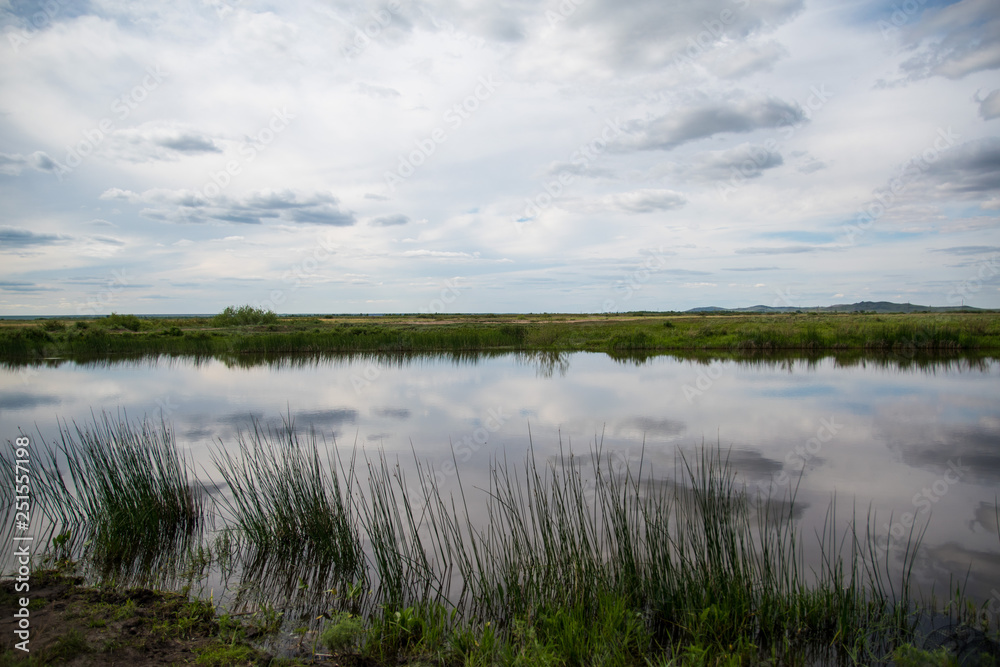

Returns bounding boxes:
[1,311,999,360]
[4,570,982,667]
[5,414,999,665]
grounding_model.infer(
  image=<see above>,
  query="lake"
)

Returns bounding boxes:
[2,351,999,614]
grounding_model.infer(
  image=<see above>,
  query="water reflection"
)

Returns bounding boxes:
[3,349,998,374]
[2,350,998,615]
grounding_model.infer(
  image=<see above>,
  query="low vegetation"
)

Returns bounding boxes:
[30,413,203,570]
[211,304,279,327]
[4,413,998,665]
[1,310,998,360]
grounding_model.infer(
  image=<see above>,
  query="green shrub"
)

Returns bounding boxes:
[103,312,142,331]
[322,612,364,652]
[892,644,958,667]
[211,305,278,327]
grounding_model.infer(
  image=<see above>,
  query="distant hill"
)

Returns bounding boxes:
[686,301,986,314]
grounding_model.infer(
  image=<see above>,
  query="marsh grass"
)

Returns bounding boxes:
[29,413,203,569]
[11,415,997,664]
[229,323,530,354]
[1,312,997,360]
[210,420,363,577]
[396,442,926,662]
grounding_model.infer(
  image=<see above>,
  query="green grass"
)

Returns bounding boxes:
[1,312,997,360]
[321,611,364,652]
[25,412,204,569]
[42,628,91,662]
[210,419,362,574]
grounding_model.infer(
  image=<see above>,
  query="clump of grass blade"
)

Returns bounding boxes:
[210,420,363,578]
[34,412,203,567]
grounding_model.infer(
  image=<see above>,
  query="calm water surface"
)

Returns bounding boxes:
[2,352,999,607]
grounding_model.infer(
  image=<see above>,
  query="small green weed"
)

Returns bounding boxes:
[893,643,959,667]
[321,612,363,652]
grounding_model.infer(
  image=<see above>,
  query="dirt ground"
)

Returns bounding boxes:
[0,568,351,666]
[1,569,228,665]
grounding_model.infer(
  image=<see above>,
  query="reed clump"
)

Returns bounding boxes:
[210,421,363,575]
[31,413,203,567]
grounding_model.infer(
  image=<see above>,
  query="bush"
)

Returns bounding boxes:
[211,305,278,327]
[103,312,142,331]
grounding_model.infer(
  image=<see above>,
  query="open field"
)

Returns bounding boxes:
[1,311,999,359]
[3,414,999,665]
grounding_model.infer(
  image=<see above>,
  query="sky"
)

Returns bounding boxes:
[0,0,998,315]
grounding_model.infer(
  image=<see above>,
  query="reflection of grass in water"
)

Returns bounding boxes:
[25,412,203,570]
[15,415,999,664]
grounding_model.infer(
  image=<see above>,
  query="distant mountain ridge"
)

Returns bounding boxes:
[686,301,986,314]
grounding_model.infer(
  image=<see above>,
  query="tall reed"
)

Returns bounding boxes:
[10,414,969,662]
[390,440,925,659]
[210,420,363,577]
[33,412,203,567]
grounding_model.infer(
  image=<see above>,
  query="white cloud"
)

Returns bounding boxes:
[597,189,687,213]
[0,0,997,313]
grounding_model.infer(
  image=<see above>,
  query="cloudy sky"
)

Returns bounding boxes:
[1,0,998,315]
